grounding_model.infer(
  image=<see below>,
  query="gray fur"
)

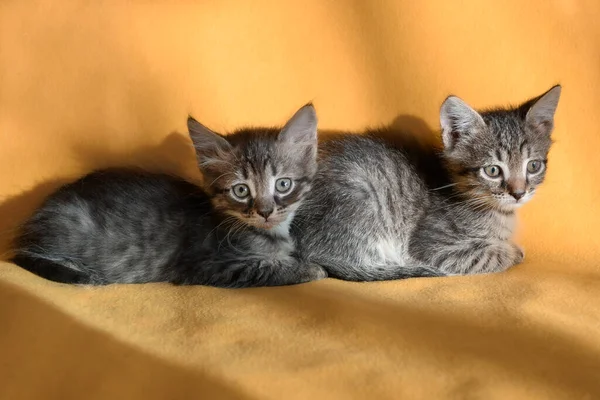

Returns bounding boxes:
[12,104,325,287]
[293,86,561,279]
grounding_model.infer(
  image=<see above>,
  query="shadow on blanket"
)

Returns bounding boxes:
[0,279,255,400]
[0,113,432,260]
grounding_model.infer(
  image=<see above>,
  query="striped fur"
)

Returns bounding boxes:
[12,105,325,287]
[293,86,561,279]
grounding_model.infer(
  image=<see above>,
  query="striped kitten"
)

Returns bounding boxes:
[12,105,326,287]
[293,86,561,280]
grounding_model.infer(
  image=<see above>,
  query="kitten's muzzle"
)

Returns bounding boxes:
[510,190,525,201]
[250,216,282,230]
[257,207,274,220]
[507,180,526,201]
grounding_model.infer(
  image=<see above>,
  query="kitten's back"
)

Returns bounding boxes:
[14,169,212,284]
[294,135,431,280]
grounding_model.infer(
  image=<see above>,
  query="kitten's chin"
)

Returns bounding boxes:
[496,196,532,211]
[497,203,520,212]
[246,213,294,236]
[247,217,286,231]
[251,221,279,230]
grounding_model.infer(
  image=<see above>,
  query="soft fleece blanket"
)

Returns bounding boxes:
[1,1,599,399]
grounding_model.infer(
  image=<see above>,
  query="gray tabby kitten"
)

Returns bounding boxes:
[293,86,561,280]
[12,104,326,287]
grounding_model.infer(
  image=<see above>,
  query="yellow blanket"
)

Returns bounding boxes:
[1,1,599,398]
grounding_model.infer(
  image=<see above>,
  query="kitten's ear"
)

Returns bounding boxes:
[187,116,232,161]
[440,95,486,150]
[278,103,318,145]
[525,85,561,136]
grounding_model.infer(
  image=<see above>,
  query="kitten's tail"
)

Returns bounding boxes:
[328,265,445,282]
[10,254,93,284]
[397,267,446,279]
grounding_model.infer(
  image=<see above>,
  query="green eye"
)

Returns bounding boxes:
[483,165,502,178]
[275,178,293,194]
[527,160,543,174]
[231,184,250,199]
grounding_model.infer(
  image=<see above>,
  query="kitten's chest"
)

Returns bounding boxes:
[374,238,409,266]
[481,211,517,240]
[495,213,516,240]
[440,205,517,241]
[216,227,294,257]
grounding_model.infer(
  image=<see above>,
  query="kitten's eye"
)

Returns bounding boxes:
[527,160,543,174]
[231,184,250,199]
[483,165,502,178]
[275,178,293,194]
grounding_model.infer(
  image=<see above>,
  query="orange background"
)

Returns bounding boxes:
[1,1,599,399]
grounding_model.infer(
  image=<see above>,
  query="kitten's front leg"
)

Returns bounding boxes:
[261,259,328,287]
[438,240,524,275]
[174,257,327,288]
[511,242,525,264]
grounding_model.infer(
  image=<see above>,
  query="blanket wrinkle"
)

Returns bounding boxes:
[1,0,599,398]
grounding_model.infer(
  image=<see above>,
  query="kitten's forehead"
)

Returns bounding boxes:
[228,128,279,153]
[228,127,315,178]
[238,148,276,181]
[481,110,525,148]
[480,109,551,156]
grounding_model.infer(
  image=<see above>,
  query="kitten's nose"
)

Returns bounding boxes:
[510,190,526,201]
[257,208,274,220]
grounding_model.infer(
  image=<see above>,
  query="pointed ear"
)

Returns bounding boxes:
[187,116,231,163]
[440,95,486,150]
[278,103,318,145]
[525,85,561,136]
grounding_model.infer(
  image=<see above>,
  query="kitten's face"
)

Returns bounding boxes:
[201,131,316,230]
[188,105,317,232]
[440,86,561,212]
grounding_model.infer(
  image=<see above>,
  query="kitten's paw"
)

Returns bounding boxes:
[512,244,525,264]
[305,263,328,281]
[486,241,524,273]
[459,241,524,274]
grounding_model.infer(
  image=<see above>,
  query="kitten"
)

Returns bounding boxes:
[293,86,561,280]
[11,104,326,287]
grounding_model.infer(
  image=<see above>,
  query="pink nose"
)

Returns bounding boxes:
[257,208,273,220]
[510,190,525,201]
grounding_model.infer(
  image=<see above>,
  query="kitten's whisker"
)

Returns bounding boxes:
[209,172,236,187]
[430,183,458,191]
[199,159,237,169]
[203,216,237,247]
[219,221,238,253]
[432,195,494,212]
[226,221,249,254]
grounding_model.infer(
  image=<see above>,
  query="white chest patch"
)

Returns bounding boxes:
[374,239,406,267]
[270,211,295,239]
